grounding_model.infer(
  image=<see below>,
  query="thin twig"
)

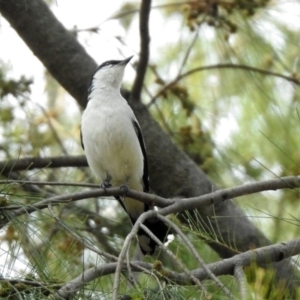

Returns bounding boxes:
[177,27,199,75]
[234,264,248,299]
[55,260,153,299]
[0,187,171,213]
[158,175,300,216]
[0,155,87,173]
[0,179,98,188]
[106,1,195,23]
[157,215,235,298]
[140,223,207,291]
[126,243,137,289]
[112,210,157,299]
[115,210,207,292]
[148,63,300,107]
[2,176,300,230]
[47,202,118,262]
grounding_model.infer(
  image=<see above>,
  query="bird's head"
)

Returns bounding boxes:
[89,56,133,92]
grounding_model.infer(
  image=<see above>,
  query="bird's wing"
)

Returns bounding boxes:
[80,128,84,150]
[132,119,149,193]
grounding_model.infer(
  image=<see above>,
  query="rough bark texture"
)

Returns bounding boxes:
[0,0,298,296]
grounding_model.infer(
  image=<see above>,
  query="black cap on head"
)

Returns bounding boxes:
[119,56,133,65]
[97,56,133,70]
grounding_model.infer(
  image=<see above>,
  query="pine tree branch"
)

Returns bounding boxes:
[1,175,300,228]
[148,63,300,106]
[0,155,87,174]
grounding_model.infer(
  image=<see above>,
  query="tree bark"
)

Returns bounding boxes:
[0,0,298,296]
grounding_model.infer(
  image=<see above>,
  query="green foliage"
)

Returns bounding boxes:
[0,68,32,100]
[1,0,300,298]
[0,63,81,159]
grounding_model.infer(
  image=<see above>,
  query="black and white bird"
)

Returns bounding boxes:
[81,56,169,255]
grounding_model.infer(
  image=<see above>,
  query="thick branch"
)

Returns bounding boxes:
[149,63,300,106]
[0,0,96,107]
[2,175,300,223]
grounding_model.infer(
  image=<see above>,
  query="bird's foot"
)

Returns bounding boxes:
[119,183,129,198]
[100,180,111,192]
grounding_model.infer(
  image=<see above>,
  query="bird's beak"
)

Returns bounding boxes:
[119,56,133,66]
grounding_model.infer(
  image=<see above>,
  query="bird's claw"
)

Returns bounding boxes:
[119,183,129,197]
[100,180,111,192]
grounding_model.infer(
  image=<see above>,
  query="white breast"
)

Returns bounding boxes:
[81,96,144,192]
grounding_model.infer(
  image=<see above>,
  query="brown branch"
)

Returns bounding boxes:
[130,0,151,101]
[0,179,97,188]
[0,187,173,229]
[0,155,87,174]
[0,0,97,108]
[234,264,248,299]
[159,175,300,216]
[157,214,232,297]
[148,63,300,107]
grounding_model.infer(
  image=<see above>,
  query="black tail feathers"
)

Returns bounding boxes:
[137,218,170,255]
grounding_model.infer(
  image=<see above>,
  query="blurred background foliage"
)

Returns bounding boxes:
[1,0,300,298]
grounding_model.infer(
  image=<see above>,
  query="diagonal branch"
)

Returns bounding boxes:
[157,215,232,297]
[148,63,300,107]
[0,0,97,108]
[0,179,97,188]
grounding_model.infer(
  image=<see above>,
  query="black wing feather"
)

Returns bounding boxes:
[80,128,84,150]
[132,120,149,193]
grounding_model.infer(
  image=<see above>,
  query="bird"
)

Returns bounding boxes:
[81,56,169,255]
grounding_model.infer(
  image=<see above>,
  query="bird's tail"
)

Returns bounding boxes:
[119,196,170,255]
[137,217,170,255]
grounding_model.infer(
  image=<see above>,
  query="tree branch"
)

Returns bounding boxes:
[0,155,87,174]
[1,175,300,228]
[0,0,96,108]
[159,175,300,216]
[148,63,300,106]
[157,215,232,297]
[234,264,248,299]
[0,179,97,188]
[55,237,300,299]
[130,0,151,101]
